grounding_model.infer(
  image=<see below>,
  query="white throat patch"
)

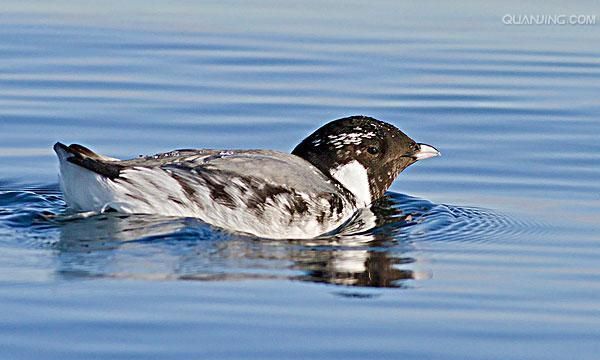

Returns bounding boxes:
[330,160,372,207]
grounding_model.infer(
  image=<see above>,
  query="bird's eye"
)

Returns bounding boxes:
[367,146,379,155]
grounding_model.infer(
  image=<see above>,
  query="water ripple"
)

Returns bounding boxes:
[0,184,542,287]
[1,3,600,358]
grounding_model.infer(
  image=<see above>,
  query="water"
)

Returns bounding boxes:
[1,1,600,359]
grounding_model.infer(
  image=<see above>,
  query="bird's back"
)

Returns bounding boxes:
[55,143,357,239]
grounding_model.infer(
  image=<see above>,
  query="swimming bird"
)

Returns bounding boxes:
[54,115,439,239]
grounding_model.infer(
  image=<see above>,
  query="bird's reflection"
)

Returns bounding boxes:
[53,194,431,288]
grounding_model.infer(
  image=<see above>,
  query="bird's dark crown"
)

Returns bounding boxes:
[292,115,430,205]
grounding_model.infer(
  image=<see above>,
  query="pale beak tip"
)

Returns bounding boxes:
[414,143,441,161]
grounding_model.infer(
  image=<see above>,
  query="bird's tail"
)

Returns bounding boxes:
[53,142,122,179]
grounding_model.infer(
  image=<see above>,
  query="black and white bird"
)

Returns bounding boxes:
[54,115,439,239]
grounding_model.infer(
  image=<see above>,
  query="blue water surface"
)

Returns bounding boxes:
[1,1,600,359]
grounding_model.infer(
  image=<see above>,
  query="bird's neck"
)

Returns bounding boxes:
[328,160,372,207]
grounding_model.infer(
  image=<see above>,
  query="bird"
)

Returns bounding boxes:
[54,115,439,239]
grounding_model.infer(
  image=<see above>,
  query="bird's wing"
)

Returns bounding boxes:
[159,150,352,209]
[55,145,357,237]
[151,150,355,237]
[168,150,337,193]
[55,143,343,197]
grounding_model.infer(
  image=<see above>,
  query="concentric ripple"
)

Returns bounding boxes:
[382,193,541,244]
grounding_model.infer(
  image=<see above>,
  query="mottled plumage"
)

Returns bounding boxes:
[54,116,439,239]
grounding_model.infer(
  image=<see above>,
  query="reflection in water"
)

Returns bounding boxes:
[53,194,429,288]
[291,243,420,288]
[0,188,525,288]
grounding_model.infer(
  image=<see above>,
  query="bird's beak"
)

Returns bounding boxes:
[413,143,441,161]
